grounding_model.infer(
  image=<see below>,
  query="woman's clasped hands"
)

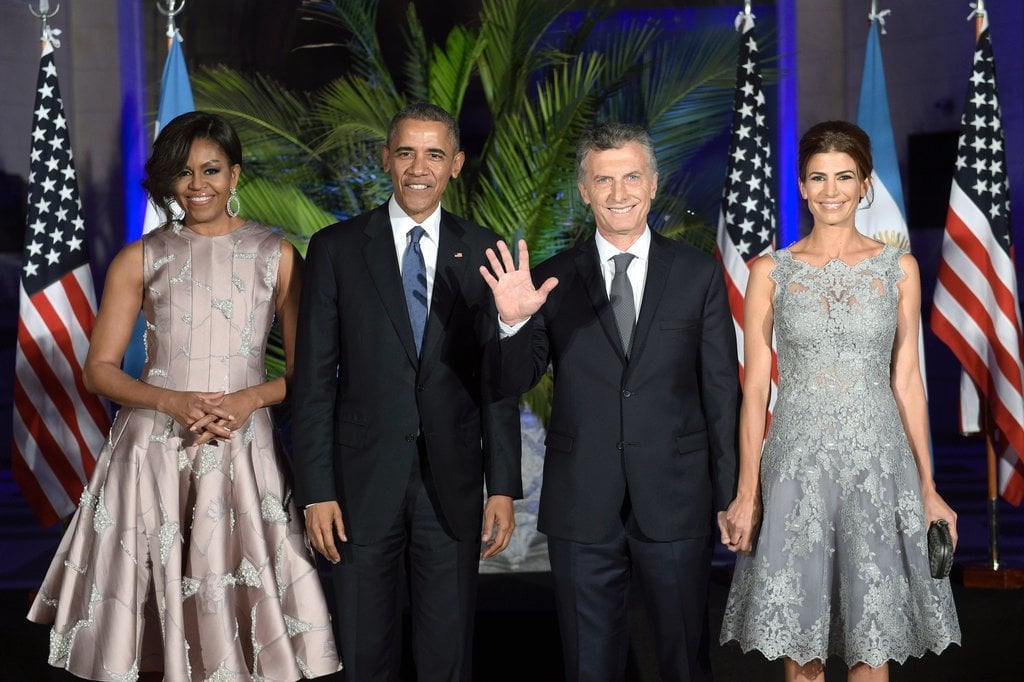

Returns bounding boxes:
[167,390,261,446]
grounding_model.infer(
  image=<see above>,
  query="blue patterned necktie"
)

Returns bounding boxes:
[610,253,636,355]
[403,225,428,354]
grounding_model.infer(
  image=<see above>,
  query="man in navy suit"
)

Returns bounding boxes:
[481,122,740,681]
[293,102,522,682]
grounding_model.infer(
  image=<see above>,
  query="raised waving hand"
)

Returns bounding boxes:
[479,239,559,325]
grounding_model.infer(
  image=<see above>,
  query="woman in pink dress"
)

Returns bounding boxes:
[28,111,341,681]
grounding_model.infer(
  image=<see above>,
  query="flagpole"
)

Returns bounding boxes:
[958,0,1024,589]
[972,0,1002,577]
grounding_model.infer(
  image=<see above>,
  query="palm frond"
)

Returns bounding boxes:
[428,25,485,120]
[311,76,405,157]
[472,52,604,261]
[637,31,740,176]
[401,3,430,103]
[588,18,660,98]
[192,66,318,160]
[237,177,337,255]
[553,0,614,56]
[476,0,575,115]
[298,0,397,94]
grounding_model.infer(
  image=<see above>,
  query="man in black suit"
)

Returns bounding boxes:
[293,102,522,682]
[480,122,741,681]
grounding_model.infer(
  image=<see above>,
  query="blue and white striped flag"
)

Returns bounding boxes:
[855,13,929,397]
[855,19,908,249]
[124,30,194,379]
[139,30,194,239]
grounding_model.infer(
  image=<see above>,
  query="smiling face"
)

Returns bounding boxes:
[798,151,869,229]
[171,136,240,230]
[578,142,658,247]
[381,118,465,223]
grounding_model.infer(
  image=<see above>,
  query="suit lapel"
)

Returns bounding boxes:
[420,211,467,366]
[576,239,627,363]
[628,231,672,369]
[363,205,419,367]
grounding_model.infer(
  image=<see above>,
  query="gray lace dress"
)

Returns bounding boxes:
[720,245,961,667]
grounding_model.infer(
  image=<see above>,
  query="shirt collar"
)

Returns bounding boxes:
[389,195,442,244]
[595,227,652,264]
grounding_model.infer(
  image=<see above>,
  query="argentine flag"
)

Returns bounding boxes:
[124,31,194,379]
[855,15,930,401]
[138,31,195,240]
[855,20,908,250]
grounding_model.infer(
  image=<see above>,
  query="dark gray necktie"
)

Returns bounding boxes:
[610,253,636,355]
[403,226,427,354]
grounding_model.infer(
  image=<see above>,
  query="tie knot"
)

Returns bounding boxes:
[409,225,425,245]
[611,253,635,274]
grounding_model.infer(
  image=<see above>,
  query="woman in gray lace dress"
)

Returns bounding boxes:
[28,112,340,680]
[718,121,961,681]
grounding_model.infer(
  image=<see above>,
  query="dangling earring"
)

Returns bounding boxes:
[227,187,241,217]
[168,198,185,222]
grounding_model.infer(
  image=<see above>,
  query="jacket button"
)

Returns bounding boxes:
[405,434,416,442]
[418,385,425,392]
[622,389,632,398]
[617,441,624,451]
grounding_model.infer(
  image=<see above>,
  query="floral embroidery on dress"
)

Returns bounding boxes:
[720,245,960,667]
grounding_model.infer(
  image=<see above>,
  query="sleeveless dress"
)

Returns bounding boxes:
[719,245,960,667]
[28,222,341,681]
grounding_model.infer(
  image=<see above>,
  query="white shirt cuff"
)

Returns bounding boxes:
[499,317,530,338]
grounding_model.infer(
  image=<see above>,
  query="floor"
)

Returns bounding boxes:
[1,432,1023,680]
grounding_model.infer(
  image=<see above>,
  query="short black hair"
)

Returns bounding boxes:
[142,111,242,221]
[386,102,460,151]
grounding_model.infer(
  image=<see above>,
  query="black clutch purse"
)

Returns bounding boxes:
[928,519,954,579]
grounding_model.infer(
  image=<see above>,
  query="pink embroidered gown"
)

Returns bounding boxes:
[28,222,341,681]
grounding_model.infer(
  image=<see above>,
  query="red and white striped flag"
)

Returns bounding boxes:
[715,9,778,414]
[13,37,110,526]
[930,21,1024,505]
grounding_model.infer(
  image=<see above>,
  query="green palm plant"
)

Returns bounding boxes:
[191,0,748,419]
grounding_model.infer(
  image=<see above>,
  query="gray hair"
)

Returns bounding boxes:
[575,122,658,184]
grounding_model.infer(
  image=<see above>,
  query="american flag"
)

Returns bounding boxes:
[931,25,1024,505]
[13,38,110,526]
[715,11,778,411]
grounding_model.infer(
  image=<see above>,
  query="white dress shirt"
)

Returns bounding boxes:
[390,195,441,311]
[594,228,650,321]
[305,198,441,512]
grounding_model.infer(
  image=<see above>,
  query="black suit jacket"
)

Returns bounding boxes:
[292,203,522,544]
[501,232,738,544]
